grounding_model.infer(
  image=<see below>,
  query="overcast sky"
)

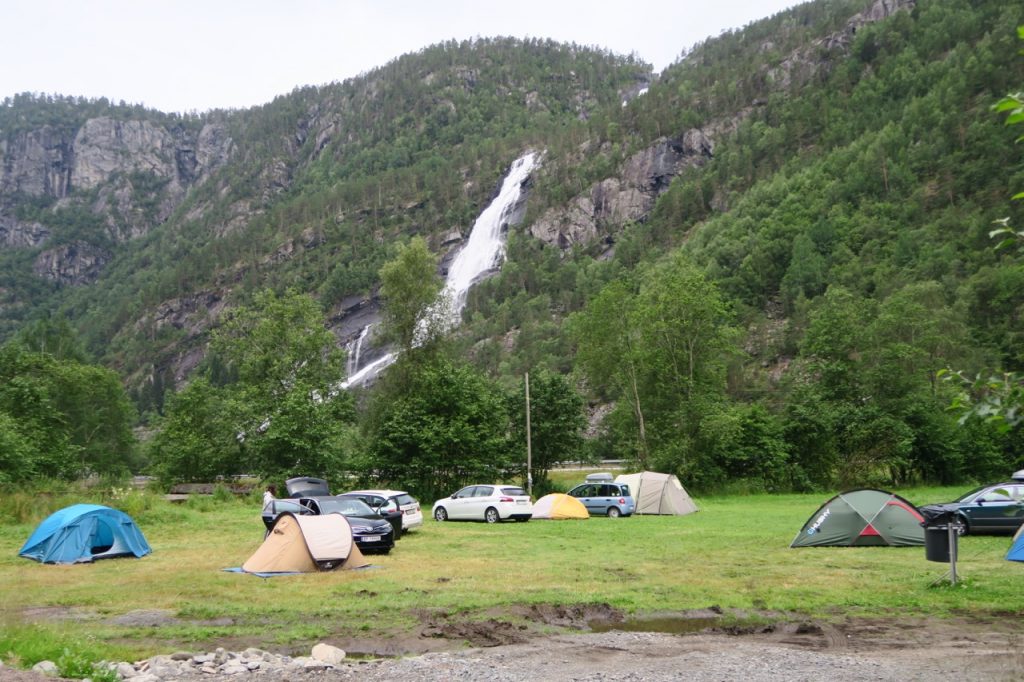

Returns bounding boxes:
[3,0,803,114]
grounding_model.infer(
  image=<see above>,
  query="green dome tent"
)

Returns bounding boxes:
[791,489,925,548]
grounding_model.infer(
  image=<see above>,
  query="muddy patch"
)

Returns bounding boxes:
[20,606,101,623]
[420,613,530,647]
[517,602,623,630]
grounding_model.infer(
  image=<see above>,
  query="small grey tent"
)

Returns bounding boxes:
[615,472,698,516]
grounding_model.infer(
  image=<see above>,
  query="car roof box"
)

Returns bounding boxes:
[585,472,614,482]
[1013,469,1024,482]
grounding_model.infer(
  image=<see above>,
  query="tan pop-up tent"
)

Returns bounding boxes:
[531,493,589,520]
[242,513,367,573]
[615,472,698,516]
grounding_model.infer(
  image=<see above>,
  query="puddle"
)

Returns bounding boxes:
[588,616,720,635]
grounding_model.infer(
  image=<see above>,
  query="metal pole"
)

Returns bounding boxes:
[948,523,957,586]
[525,372,533,496]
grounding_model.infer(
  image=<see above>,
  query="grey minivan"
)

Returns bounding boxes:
[567,474,636,517]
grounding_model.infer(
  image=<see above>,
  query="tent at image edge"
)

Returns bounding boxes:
[531,493,588,520]
[615,471,698,515]
[18,503,152,564]
[791,489,925,548]
[241,512,368,573]
[1008,524,1024,562]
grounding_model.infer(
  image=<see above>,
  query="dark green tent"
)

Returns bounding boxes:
[791,489,925,548]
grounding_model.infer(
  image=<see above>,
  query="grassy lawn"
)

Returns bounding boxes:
[0,485,1020,666]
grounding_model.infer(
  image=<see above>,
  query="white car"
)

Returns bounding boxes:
[345,489,424,532]
[432,484,533,523]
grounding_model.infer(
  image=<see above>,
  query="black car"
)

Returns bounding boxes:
[933,471,1024,535]
[336,493,405,540]
[262,496,395,553]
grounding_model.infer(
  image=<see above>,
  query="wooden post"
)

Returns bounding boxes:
[525,372,533,496]
[948,523,958,586]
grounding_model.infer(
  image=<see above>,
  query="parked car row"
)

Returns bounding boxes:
[261,478,425,555]
[261,472,638,551]
[262,470,1024,549]
[431,473,637,523]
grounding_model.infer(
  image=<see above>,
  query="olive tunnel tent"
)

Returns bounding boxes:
[242,512,367,573]
[791,488,925,547]
[615,471,698,516]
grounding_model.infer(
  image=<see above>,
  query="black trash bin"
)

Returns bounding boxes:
[918,503,962,564]
[924,525,952,562]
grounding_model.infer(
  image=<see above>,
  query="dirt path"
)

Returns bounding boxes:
[3,613,1021,682]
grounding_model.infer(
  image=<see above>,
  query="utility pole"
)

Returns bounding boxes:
[525,372,533,496]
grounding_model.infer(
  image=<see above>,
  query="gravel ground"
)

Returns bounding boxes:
[2,621,1022,682]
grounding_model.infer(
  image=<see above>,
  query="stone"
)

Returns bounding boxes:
[129,674,160,682]
[31,660,59,676]
[116,662,137,678]
[311,642,347,665]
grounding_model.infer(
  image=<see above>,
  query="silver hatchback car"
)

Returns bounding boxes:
[567,474,636,517]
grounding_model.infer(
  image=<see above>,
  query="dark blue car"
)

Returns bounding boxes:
[933,471,1024,535]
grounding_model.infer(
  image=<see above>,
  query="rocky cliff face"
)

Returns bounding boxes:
[31,240,111,285]
[766,0,915,89]
[529,129,717,250]
[0,117,233,284]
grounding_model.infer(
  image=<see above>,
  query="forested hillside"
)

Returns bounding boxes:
[0,0,1020,494]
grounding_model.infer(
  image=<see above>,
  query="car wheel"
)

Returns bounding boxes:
[434,507,448,522]
[955,514,970,536]
[607,506,621,518]
[484,507,500,524]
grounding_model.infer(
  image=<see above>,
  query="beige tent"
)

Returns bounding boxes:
[615,472,698,516]
[531,493,589,520]
[242,513,368,573]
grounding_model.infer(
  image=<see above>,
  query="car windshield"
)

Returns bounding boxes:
[316,497,376,515]
[500,487,526,496]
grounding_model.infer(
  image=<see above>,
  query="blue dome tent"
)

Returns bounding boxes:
[19,504,151,564]
[1008,525,1024,563]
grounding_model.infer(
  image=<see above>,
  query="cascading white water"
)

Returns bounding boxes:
[345,324,372,377]
[341,150,539,389]
[442,151,539,323]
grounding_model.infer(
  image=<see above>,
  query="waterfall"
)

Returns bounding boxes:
[341,150,539,389]
[442,151,539,323]
[345,324,372,377]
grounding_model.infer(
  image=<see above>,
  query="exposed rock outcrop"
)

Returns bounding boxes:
[0,214,50,248]
[529,130,714,249]
[0,125,73,198]
[0,117,233,271]
[766,0,915,89]
[32,241,111,285]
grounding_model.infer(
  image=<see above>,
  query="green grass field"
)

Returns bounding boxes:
[1,485,1020,669]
